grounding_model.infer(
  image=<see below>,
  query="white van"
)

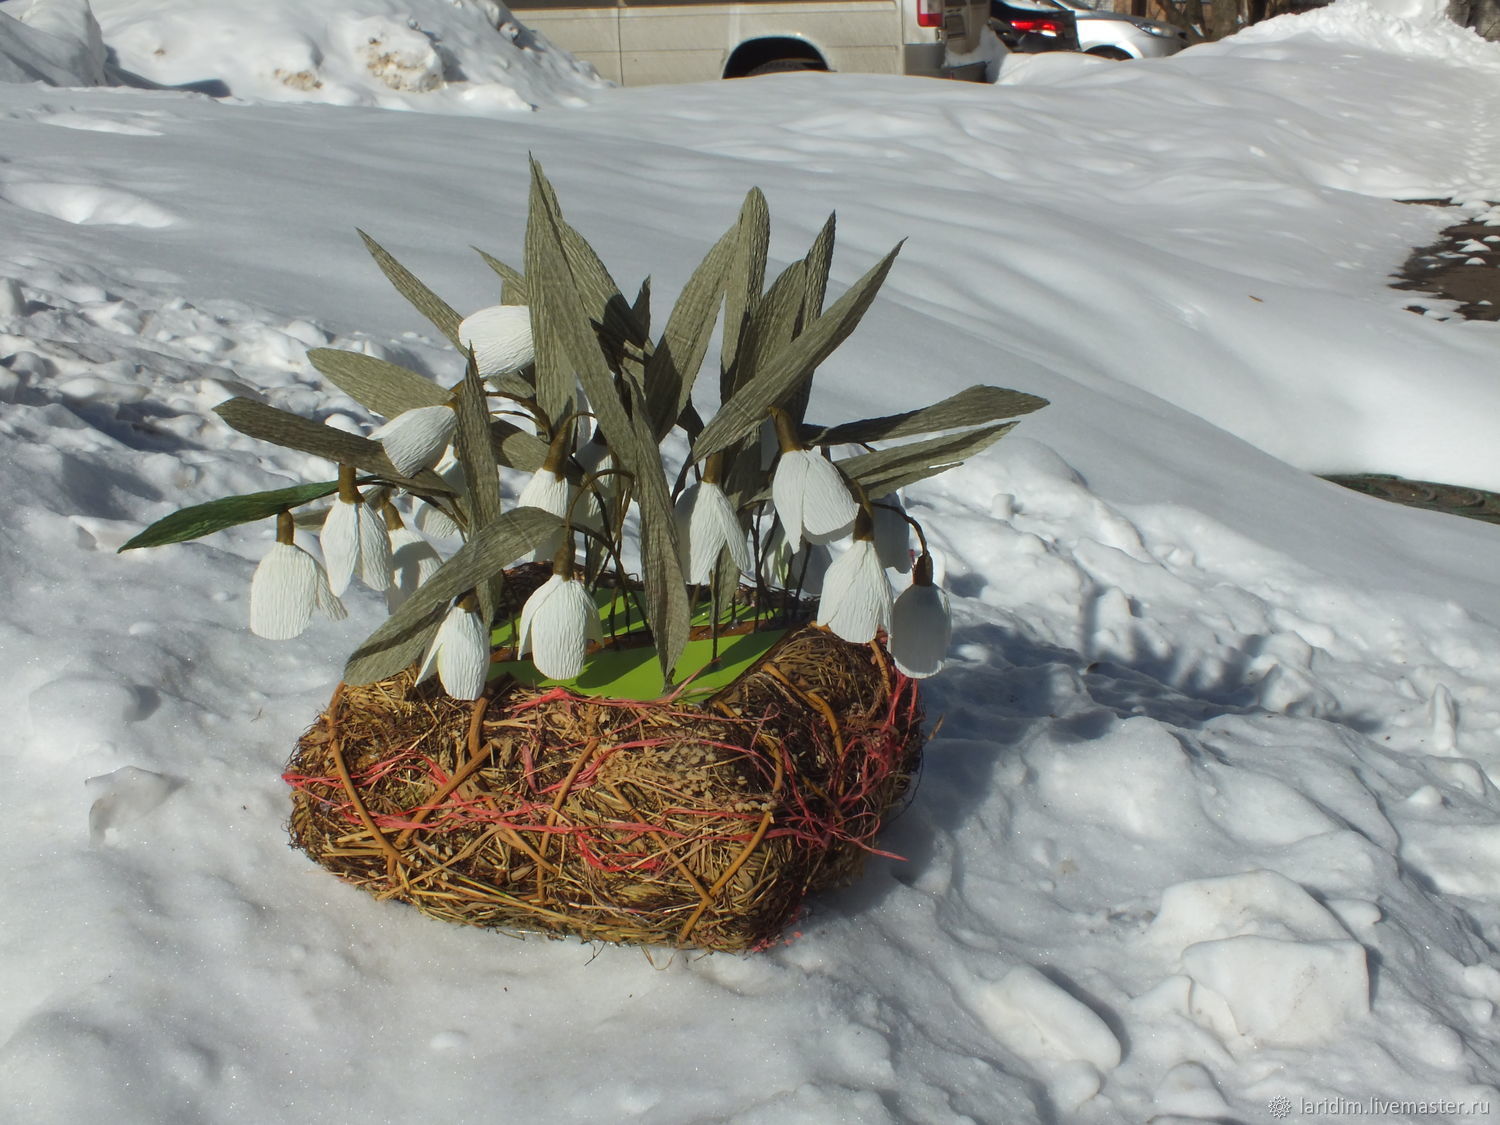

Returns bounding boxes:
[509,0,993,86]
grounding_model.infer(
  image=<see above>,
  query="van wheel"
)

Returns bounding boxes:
[746,59,824,76]
[1084,46,1133,59]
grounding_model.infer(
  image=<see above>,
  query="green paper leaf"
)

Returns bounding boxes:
[803,213,836,324]
[806,385,1049,446]
[489,418,550,473]
[358,230,464,347]
[783,212,837,428]
[118,480,339,552]
[631,276,652,342]
[524,159,691,682]
[306,348,448,419]
[720,187,769,400]
[643,223,733,439]
[693,240,903,462]
[735,257,807,393]
[452,353,506,620]
[343,505,564,685]
[834,421,1020,496]
[213,398,453,494]
[475,248,528,305]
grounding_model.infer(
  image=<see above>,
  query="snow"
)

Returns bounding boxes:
[2,0,1500,1121]
[88,0,605,110]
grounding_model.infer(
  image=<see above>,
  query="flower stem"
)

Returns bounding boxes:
[336,463,360,504]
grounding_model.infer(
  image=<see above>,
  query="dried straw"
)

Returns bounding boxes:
[285,625,924,951]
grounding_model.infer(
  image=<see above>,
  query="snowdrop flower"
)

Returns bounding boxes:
[888,553,951,678]
[760,521,830,596]
[320,467,392,596]
[370,403,456,477]
[414,500,461,540]
[515,423,592,560]
[416,599,490,700]
[516,465,571,561]
[768,407,856,551]
[518,571,602,681]
[816,514,892,644]
[459,305,535,376]
[384,506,442,613]
[415,452,466,539]
[675,457,751,584]
[871,493,912,573]
[249,513,347,640]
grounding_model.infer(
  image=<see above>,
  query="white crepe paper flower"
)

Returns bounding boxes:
[675,482,751,585]
[370,404,456,477]
[386,526,442,613]
[771,448,857,551]
[760,522,830,596]
[459,305,535,376]
[414,500,460,540]
[871,493,912,573]
[320,495,392,596]
[816,537,892,644]
[416,602,490,700]
[518,573,602,681]
[249,542,347,640]
[889,566,951,679]
[516,466,571,561]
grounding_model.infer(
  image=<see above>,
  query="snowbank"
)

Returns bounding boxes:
[0,0,108,85]
[90,0,605,109]
[1,0,1500,1121]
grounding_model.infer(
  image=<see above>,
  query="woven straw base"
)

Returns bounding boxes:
[285,625,924,952]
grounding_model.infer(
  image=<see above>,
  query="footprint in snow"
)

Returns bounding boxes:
[0,181,175,229]
[33,112,164,137]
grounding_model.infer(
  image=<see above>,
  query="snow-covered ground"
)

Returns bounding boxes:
[3,0,1500,1121]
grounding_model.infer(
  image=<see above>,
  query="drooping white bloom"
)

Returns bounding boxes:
[815,538,892,644]
[370,404,456,477]
[414,500,461,540]
[675,482,752,584]
[386,526,443,613]
[760,522,830,596]
[518,573,602,681]
[416,602,490,700]
[771,449,857,551]
[889,580,951,679]
[249,542,347,640]
[871,493,912,573]
[516,467,571,561]
[459,305,535,376]
[320,496,392,596]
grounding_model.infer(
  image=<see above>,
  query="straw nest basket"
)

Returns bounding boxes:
[285,625,924,951]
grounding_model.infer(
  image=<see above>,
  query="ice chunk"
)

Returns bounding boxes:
[86,766,182,844]
[1146,869,1350,948]
[1182,936,1369,1047]
[971,965,1122,1072]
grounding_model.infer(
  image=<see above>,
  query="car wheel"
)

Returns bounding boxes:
[746,59,824,76]
[1084,46,1133,59]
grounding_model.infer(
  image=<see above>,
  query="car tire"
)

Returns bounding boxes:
[1084,46,1133,59]
[746,59,824,76]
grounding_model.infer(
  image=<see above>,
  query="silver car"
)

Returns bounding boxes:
[1003,0,1190,57]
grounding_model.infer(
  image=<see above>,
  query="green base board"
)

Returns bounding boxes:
[488,587,792,701]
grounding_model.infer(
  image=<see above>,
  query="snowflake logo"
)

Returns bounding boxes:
[1267,1094,1294,1120]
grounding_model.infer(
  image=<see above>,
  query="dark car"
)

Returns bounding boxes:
[990,0,1082,51]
